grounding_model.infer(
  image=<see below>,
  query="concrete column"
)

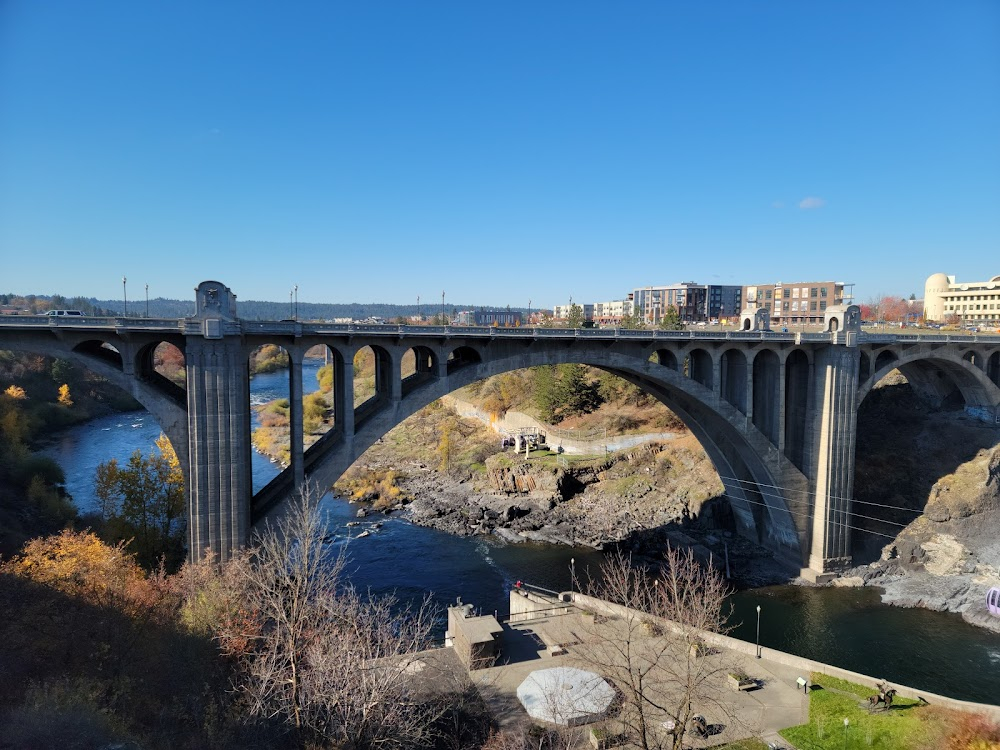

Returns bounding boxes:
[807,344,860,575]
[389,349,402,404]
[288,348,305,489]
[185,337,252,562]
[745,352,755,422]
[777,354,787,453]
[338,351,355,440]
[712,354,723,399]
[436,348,450,380]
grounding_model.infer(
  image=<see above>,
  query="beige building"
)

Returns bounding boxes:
[743,281,849,325]
[924,273,1000,325]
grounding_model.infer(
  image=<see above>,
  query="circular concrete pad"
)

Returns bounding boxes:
[516,666,615,726]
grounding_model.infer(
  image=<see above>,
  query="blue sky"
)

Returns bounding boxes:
[1,1,997,308]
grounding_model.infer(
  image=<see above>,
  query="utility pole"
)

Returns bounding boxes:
[294,285,299,320]
[417,295,420,321]
[145,283,149,318]
[122,276,127,317]
[441,290,445,325]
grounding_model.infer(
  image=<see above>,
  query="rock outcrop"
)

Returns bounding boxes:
[848,444,1000,633]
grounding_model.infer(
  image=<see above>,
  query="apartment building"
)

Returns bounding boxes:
[455,309,523,326]
[629,283,741,324]
[551,303,595,321]
[743,281,849,325]
[924,273,1000,325]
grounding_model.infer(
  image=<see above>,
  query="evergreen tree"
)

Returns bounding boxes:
[658,305,685,330]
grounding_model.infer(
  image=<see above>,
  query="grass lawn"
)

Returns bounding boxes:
[779,673,948,750]
[709,740,771,750]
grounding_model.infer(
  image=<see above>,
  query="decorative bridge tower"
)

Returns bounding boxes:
[185,281,252,562]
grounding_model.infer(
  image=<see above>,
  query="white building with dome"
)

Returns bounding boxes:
[924,272,1000,325]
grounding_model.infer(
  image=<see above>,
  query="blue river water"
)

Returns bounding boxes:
[40,365,1000,704]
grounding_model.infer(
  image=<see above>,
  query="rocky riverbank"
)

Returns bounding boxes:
[837,441,1000,633]
[335,399,790,587]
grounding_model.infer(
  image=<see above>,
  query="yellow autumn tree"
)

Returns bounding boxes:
[58,383,73,406]
[4,384,27,399]
[3,530,146,610]
[155,433,183,487]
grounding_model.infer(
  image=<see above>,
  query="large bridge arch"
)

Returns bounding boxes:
[858,349,1000,408]
[0,337,191,489]
[285,344,805,567]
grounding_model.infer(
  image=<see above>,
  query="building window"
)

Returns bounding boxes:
[783,301,789,311]
[810,301,817,311]
[782,288,790,299]
[810,288,818,297]
[765,290,772,300]
[820,301,827,311]
[820,288,828,297]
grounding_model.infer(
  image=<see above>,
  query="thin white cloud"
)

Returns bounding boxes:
[798,196,826,210]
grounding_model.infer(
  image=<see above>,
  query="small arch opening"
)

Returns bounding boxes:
[447,346,481,375]
[650,349,678,370]
[72,340,123,370]
[752,350,780,444]
[721,349,747,414]
[688,348,713,389]
[402,345,437,397]
[248,343,292,492]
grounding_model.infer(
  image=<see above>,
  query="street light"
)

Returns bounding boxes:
[122,276,127,317]
[843,718,849,750]
[289,288,293,319]
[527,299,531,327]
[441,290,445,325]
[294,285,299,320]
[570,557,575,590]
[145,283,149,318]
[755,605,762,658]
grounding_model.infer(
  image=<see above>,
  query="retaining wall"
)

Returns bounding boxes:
[562,591,1000,719]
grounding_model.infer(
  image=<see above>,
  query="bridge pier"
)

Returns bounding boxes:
[185,283,252,562]
[804,344,860,576]
[185,336,252,562]
[289,348,305,489]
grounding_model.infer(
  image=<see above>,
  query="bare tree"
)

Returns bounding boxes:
[577,546,747,750]
[218,484,442,749]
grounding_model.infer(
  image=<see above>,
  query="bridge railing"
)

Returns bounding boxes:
[4,317,999,345]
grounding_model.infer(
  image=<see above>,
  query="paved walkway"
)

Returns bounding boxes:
[467,606,810,747]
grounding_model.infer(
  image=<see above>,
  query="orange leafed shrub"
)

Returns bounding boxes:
[1,530,168,621]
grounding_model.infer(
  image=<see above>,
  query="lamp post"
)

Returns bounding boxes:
[289,288,293,319]
[843,718,849,750]
[122,276,127,317]
[570,557,575,590]
[145,283,149,318]
[755,605,762,658]
[527,299,531,327]
[441,290,445,325]
[417,295,420,321]
[294,285,299,320]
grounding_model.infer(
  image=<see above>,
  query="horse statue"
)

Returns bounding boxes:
[867,681,897,711]
[689,714,708,738]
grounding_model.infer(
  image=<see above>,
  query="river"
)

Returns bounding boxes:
[41,364,1000,705]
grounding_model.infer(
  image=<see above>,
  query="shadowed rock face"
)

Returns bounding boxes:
[853,443,1000,632]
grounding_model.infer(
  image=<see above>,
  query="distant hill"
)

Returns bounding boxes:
[2,292,528,321]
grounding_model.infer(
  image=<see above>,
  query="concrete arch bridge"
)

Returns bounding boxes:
[2,281,998,579]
